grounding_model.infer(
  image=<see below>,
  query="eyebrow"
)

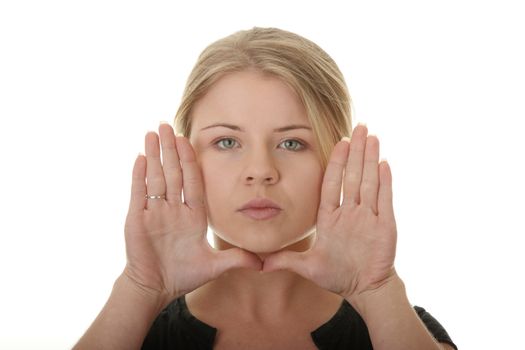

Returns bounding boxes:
[199,123,312,133]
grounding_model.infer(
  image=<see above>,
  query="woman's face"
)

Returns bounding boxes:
[189,70,324,253]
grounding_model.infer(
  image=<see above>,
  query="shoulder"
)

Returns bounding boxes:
[312,301,457,350]
[141,296,216,350]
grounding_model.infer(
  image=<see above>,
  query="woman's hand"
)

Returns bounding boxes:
[262,124,397,300]
[123,123,262,307]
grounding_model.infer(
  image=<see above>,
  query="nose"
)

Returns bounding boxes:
[242,148,280,185]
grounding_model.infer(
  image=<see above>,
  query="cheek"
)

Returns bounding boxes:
[199,159,231,208]
[292,164,324,212]
[197,154,324,214]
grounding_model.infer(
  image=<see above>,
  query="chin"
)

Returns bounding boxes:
[212,227,316,254]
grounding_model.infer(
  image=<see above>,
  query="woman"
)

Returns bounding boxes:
[74,27,457,349]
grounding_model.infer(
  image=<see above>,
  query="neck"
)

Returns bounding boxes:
[191,233,322,322]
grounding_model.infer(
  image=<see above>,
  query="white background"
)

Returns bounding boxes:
[1,0,524,349]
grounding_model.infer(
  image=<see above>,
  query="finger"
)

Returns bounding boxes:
[128,154,147,213]
[360,135,380,214]
[158,123,182,204]
[145,132,166,208]
[210,248,263,278]
[378,160,395,221]
[343,124,368,206]
[318,140,350,213]
[175,136,205,209]
[262,250,313,279]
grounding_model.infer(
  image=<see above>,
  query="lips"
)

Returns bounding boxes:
[238,198,282,220]
[240,207,281,220]
[239,198,281,211]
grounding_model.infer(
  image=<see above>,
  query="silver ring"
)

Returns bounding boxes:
[145,194,166,200]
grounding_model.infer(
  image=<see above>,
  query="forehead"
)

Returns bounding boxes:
[190,70,310,131]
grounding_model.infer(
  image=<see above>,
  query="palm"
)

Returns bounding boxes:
[309,199,396,297]
[124,201,211,297]
[263,125,397,299]
[123,124,262,304]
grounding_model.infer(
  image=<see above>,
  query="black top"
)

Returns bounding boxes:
[142,295,457,349]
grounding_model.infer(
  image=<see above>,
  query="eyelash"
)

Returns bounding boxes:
[213,137,307,152]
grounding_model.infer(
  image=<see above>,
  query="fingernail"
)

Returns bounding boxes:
[160,120,170,125]
[341,136,351,143]
[357,122,367,127]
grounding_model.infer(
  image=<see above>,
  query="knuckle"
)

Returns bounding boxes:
[328,159,346,169]
[147,177,165,186]
[346,173,360,183]
[361,179,374,186]
[185,175,201,186]
[164,164,182,173]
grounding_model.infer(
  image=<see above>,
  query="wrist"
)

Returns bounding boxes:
[114,272,170,316]
[345,271,409,321]
[343,272,444,350]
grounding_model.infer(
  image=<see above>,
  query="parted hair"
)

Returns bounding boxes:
[174,27,353,170]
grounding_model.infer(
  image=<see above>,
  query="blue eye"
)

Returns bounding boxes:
[215,138,238,150]
[280,139,305,151]
[213,138,306,151]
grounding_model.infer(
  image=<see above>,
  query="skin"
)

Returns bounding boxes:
[185,70,398,300]
[185,70,342,324]
[189,70,324,257]
[74,69,454,350]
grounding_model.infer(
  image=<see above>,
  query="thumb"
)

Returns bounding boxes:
[262,250,311,278]
[210,248,263,278]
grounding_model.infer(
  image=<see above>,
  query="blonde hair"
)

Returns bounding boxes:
[174,27,353,170]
